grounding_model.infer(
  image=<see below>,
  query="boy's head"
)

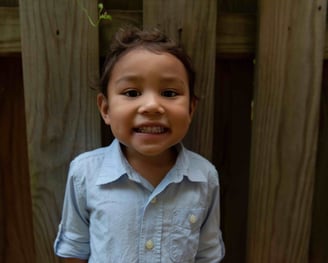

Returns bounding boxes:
[99,26,196,101]
[97,26,197,159]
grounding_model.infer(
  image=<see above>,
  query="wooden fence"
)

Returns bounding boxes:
[0,0,327,262]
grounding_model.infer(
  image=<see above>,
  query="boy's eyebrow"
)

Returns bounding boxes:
[159,76,188,88]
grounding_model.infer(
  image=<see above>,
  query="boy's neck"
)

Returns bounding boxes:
[122,146,178,187]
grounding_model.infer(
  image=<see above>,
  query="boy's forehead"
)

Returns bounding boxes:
[112,48,187,75]
[118,47,164,61]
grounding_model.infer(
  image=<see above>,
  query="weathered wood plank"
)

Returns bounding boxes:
[5,7,328,58]
[143,0,217,160]
[0,7,256,57]
[18,0,101,262]
[217,13,256,57]
[247,0,327,262]
[0,7,20,54]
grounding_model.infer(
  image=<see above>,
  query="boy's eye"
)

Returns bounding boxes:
[161,90,178,97]
[123,90,141,97]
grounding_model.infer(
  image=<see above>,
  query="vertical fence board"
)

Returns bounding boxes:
[18,0,101,262]
[143,0,217,160]
[247,0,327,262]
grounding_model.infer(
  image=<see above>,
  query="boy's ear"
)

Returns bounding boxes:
[97,93,111,125]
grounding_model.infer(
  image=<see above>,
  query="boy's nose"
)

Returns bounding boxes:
[138,93,165,114]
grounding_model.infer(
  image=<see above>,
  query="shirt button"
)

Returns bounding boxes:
[145,240,154,250]
[151,197,157,204]
[189,214,197,224]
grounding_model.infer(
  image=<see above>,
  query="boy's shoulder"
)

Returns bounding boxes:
[69,140,120,172]
[181,146,219,184]
[183,147,216,170]
[71,146,109,164]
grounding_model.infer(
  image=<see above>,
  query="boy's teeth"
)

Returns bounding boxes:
[137,126,165,134]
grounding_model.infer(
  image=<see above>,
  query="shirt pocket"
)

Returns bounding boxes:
[170,208,205,263]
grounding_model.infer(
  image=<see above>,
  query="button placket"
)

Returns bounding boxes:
[139,194,163,262]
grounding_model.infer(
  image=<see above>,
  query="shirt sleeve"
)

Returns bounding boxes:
[54,160,90,259]
[195,170,225,262]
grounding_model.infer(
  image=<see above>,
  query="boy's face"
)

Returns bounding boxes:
[98,48,196,159]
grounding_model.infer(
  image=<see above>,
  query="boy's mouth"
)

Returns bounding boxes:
[134,126,167,134]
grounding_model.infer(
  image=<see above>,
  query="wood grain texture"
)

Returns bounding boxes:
[6,6,328,58]
[143,0,217,160]
[217,13,256,57]
[247,0,327,262]
[18,0,101,262]
[0,7,257,57]
[0,7,20,54]
[309,61,328,263]
[0,56,35,263]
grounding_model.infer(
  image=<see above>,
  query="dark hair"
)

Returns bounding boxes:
[99,26,196,101]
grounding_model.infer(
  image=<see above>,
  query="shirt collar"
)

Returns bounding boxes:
[171,143,207,183]
[95,139,132,186]
[96,139,207,186]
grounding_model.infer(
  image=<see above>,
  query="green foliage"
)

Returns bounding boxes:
[78,1,112,27]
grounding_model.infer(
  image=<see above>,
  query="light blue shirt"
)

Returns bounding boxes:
[54,139,225,262]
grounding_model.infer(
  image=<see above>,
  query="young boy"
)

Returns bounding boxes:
[54,26,225,262]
